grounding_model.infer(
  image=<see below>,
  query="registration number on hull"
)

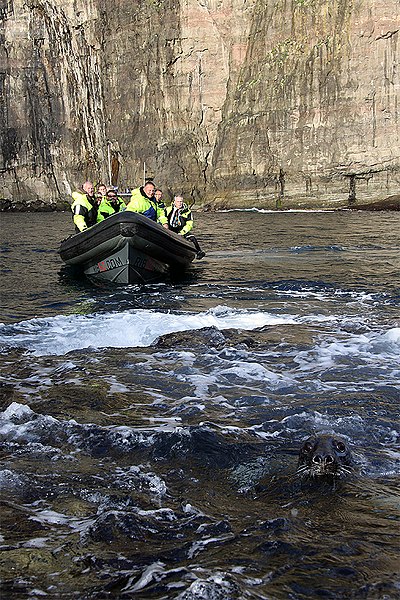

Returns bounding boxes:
[97,257,124,272]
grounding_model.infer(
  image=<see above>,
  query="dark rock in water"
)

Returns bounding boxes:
[154,326,228,350]
[86,510,146,543]
[0,198,70,212]
[259,517,291,532]
[347,194,400,211]
[151,427,231,466]
[0,198,12,211]
[150,426,258,468]
[153,324,308,352]
[195,520,232,537]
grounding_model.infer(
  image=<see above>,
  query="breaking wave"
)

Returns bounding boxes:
[0,305,330,356]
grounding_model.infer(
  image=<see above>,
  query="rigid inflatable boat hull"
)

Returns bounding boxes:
[59,212,197,284]
[83,241,170,284]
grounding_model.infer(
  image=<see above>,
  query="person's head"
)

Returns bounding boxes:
[82,181,94,196]
[173,195,184,208]
[143,181,155,198]
[96,183,107,197]
[107,189,117,202]
[154,189,163,202]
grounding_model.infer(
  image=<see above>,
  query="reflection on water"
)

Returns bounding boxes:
[0,210,399,598]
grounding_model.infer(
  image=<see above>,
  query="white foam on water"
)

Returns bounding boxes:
[375,327,400,348]
[27,589,47,597]
[220,362,282,383]
[114,465,167,497]
[0,305,311,356]
[187,533,236,559]
[0,401,59,442]
[2,401,34,421]
[220,207,337,213]
[294,327,400,374]
[23,537,50,548]
[122,561,166,593]
[250,410,367,440]
[29,509,73,526]
[0,468,24,489]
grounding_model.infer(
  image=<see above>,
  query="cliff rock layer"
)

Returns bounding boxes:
[0,0,399,207]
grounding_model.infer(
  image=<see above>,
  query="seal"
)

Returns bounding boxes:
[297,434,353,480]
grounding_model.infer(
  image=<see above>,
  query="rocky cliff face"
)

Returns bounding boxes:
[0,0,399,208]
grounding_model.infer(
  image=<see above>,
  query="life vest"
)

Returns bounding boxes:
[97,196,126,223]
[166,203,193,235]
[142,202,157,221]
[125,187,168,225]
[71,191,98,231]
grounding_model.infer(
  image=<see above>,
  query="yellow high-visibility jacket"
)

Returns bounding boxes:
[125,188,167,225]
[165,203,193,235]
[71,191,98,232]
[97,196,126,223]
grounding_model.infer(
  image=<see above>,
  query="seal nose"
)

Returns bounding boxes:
[312,454,334,465]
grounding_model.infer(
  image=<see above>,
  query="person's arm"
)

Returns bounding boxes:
[125,195,145,212]
[73,213,87,231]
[117,196,126,210]
[72,204,88,231]
[97,199,113,222]
[179,212,193,235]
[125,188,143,212]
[156,204,168,226]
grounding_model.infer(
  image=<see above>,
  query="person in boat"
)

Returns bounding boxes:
[96,183,107,202]
[154,188,166,210]
[166,195,193,235]
[125,181,168,228]
[166,195,205,259]
[71,181,98,232]
[97,187,126,223]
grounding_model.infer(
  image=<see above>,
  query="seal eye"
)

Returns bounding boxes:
[334,440,346,453]
[303,442,314,453]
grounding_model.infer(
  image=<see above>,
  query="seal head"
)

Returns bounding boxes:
[297,434,353,480]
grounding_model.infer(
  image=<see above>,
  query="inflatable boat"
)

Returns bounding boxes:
[59,212,198,284]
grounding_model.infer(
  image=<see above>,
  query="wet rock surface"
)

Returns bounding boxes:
[0,1,399,209]
[346,194,400,211]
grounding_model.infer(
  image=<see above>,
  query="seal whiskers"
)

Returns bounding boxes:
[297,434,353,481]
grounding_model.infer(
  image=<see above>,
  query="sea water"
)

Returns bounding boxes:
[0,210,399,599]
